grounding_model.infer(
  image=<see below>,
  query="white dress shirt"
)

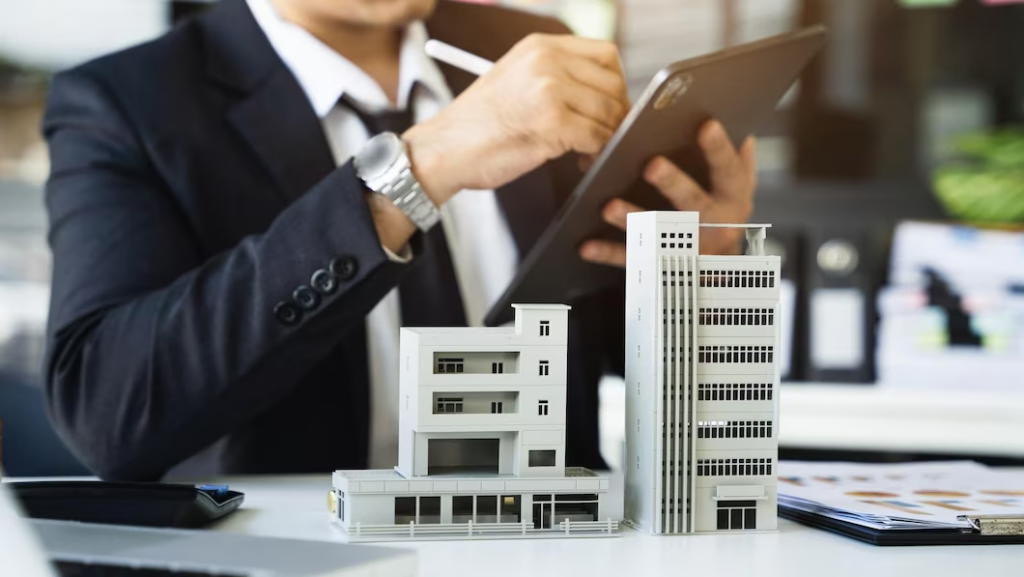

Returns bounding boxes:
[247,0,519,468]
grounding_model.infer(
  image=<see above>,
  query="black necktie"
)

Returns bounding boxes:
[338,94,467,328]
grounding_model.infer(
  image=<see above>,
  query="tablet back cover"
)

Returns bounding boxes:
[486,26,827,326]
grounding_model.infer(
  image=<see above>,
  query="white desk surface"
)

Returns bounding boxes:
[203,474,1023,577]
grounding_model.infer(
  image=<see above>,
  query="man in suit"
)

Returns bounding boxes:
[42,0,756,480]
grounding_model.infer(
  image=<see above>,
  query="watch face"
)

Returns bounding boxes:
[357,132,401,181]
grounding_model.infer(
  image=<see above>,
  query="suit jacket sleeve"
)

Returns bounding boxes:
[43,69,411,481]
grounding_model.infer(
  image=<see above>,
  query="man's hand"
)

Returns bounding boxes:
[401,33,630,205]
[579,120,757,267]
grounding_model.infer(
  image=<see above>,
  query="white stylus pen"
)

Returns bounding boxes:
[425,39,494,76]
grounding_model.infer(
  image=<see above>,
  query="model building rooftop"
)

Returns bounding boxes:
[400,326,516,335]
[401,303,572,344]
[333,467,603,483]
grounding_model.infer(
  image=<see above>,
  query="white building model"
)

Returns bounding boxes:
[625,211,780,535]
[331,304,617,541]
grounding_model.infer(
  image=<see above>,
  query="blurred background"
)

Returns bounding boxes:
[1,0,1023,476]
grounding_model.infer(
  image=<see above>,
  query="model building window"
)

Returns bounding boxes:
[476,495,499,522]
[529,450,556,467]
[501,495,521,523]
[394,496,416,524]
[717,500,757,531]
[339,491,345,522]
[698,345,774,364]
[419,496,441,524]
[699,270,775,289]
[697,420,773,439]
[539,360,550,376]
[436,397,464,414]
[692,307,778,326]
[553,494,599,523]
[538,400,549,416]
[539,320,550,336]
[697,458,774,477]
[490,401,503,414]
[436,357,464,374]
[491,362,504,374]
[452,496,474,523]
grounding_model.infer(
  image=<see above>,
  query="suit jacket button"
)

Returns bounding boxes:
[330,255,359,281]
[311,269,337,295]
[274,301,302,326]
[293,285,321,311]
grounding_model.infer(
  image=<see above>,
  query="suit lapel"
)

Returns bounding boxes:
[203,0,336,204]
[226,70,337,203]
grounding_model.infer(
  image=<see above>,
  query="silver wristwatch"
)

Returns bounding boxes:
[354,132,440,232]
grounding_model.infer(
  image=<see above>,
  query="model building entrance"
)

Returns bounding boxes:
[532,501,553,529]
[427,439,500,475]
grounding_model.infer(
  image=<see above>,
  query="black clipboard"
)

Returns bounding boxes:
[781,507,1024,546]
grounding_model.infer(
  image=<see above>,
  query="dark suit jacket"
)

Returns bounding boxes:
[42,0,625,481]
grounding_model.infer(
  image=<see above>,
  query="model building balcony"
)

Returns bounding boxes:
[418,388,565,428]
[418,351,565,385]
[432,392,520,415]
[433,352,522,375]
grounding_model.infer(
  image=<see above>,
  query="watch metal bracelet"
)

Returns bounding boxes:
[378,165,441,232]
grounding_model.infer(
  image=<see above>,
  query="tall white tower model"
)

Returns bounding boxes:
[331,304,617,541]
[624,211,780,535]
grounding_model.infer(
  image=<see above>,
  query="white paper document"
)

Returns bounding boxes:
[778,461,1024,530]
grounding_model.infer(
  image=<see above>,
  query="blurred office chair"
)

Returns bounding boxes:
[0,372,88,477]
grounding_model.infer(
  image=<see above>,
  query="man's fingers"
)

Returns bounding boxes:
[699,120,746,197]
[740,135,758,191]
[561,80,629,132]
[602,198,645,231]
[539,34,623,71]
[644,155,711,211]
[579,240,627,268]
[560,52,630,105]
[555,107,615,155]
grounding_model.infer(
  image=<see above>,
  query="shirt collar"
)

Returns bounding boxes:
[246,0,451,118]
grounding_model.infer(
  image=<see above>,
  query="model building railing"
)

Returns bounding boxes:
[555,519,619,535]
[350,518,619,538]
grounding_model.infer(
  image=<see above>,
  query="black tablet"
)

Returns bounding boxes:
[484,25,827,327]
[11,481,244,528]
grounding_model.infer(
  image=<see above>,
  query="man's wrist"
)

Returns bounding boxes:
[367,192,417,255]
[402,123,460,206]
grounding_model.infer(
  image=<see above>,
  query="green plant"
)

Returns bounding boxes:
[932,128,1024,224]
